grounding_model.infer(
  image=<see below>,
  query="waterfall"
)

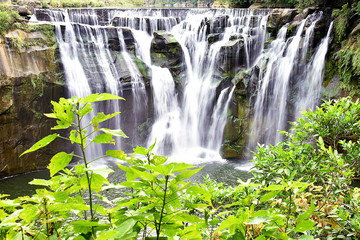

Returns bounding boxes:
[249,12,332,149]
[294,21,333,116]
[32,8,331,162]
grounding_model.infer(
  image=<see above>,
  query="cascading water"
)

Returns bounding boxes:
[249,12,332,149]
[32,8,332,162]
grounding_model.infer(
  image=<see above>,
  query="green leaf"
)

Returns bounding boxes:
[69,130,81,144]
[96,230,118,240]
[20,134,58,157]
[132,146,148,155]
[47,152,73,177]
[215,215,242,234]
[99,128,128,138]
[84,93,124,103]
[19,205,38,223]
[106,150,127,160]
[299,236,314,240]
[78,103,93,117]
[263,184,285,191]
[92,112,120,130]
[175,168,202,182]
[92,168,114,179]
[92,134,115,144]
[294,220,316,232]
[44,113,57,118]
[260,191,279,203]
[29,179,51,186]
[115,218,137,237]
[79,173,108,192]
[187,185,212,205]
[170,162,195,172]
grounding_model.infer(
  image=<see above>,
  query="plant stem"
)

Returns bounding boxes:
[76,105,95,237]
[157,175,169,240]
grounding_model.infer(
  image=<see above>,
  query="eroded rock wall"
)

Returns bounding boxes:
[0,26,64,178]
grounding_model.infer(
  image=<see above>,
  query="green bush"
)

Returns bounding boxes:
[0,5,20,36]
[1,96,360,239]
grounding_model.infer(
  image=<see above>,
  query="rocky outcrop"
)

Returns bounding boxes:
[222,68,257,158]
[267,9,299,35]
[150,31,185,83]
[0,26,64,178]
[217,38,246,74]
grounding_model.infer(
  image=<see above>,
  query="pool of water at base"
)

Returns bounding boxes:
[0,159,254,199]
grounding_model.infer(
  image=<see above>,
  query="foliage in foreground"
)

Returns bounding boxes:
[0,95,359,239]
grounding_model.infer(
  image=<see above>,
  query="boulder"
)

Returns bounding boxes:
[350,23,360,37]
[268,9,299,35]
[217,38,246,74]
[150,31,185,79]
[12,5,33,16]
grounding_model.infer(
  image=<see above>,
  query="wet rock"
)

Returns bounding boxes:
[268,9,299,35]
[107,27,135,52]
[150,31,185,78]
[207,15,229,34]
[217,38,246,74]
[208,33,221,44]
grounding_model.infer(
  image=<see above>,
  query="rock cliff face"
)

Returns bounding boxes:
[0,26,64,178]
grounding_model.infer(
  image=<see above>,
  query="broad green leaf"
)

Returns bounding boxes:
[116,218,137,236]
[84,93,124,103]
[263,184,285,191]
[29,179,51,186]
[299,236,314,240]
[175,168,202,182]
[51,120,72,130]
[69,130,81,144]
[20,134,58,157]
[96,230,118,240]
[260,191,279,203]
[294,220,316,232]
[215,215,242,233]
[273,233,290,240]
[106,150,127,160]
[92,112,120,130]
[291,181,311,189]
[19,205,38,223]
[187,185,212,205]
[99,128,128,138]
[132,146,148,155]
[170,162,195,172]
[78,103,93,117]
[44,113,57,119]
[92,168,114,179]
[79,173,108,192]
[92,134,115,144]
[47,152,73,177]
[0,209,8,221]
